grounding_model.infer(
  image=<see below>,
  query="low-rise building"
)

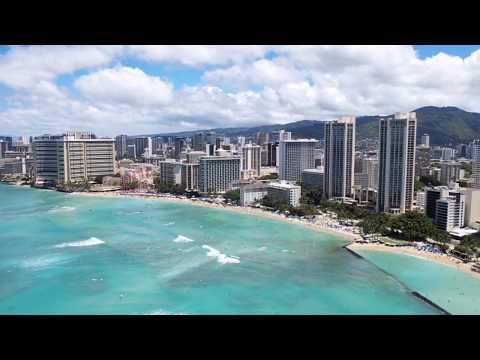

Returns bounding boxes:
[267,181,301,207]
[239,182,269,206]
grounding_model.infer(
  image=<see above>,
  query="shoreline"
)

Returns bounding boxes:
[347,242,480,279]
[71,190,359,242]
[33,186,480,280]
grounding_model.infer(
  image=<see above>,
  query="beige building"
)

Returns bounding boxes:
[462,188,480,229]
[33,132,115,185]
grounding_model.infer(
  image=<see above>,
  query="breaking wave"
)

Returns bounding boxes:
[174,235,195,243]
[55,237,105,248]
[202,245,240,265]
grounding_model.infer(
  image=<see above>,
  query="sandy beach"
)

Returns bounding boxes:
[72,191,359,241]
[347,242,480,279]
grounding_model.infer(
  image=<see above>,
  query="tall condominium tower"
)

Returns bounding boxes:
[377,112,417,214]
[199,156,241,193]
[241,143,261,177]
[174,137,187,159]
[115,135,128,160]
[472,139,480,189]
[134,137,151,158]
[262,142,278,167]
[33,132,115,185]
[192,132,205,151]
[256,132,270,146]
[279,139,318,182]
[324,116,356,200]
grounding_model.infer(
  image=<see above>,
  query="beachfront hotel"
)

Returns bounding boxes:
[33,132,115,186]
[267,181,302,207]
[199,156,241,193]
[377,112,417,214]
[239,182,269,206]
[278,138,318,182]
[323,116,356,201]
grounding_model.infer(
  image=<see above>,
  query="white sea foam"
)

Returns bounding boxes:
[281,249,289,253]
[163,222,175,226]
[258,246,267,251]
[174,235,195,243]
[145,309,186,315]
[48,206,76,213]
[21,254,69,269]
[55,237,105,248]
[202,245,240,265]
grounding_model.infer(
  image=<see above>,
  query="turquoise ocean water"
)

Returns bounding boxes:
[0,183,474,315]
[356,250,480,315]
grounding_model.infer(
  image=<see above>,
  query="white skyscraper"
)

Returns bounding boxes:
[377,112,417,214]
[324,116,356,200]
[146,137,153,157]
[278,139,318,182]
[278,130,292,142]
[472,139,480,189]
[237,136,246,148]
[241,143,261,179]
[421,134,430,148]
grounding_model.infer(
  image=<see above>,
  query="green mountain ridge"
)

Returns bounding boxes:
[146,106,480,145]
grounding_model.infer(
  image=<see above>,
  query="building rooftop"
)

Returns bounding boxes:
[240,182,269,190]
[280,139,318,143]
[302,168,324,174]
[268,181,301,190]
[448,228,479,237]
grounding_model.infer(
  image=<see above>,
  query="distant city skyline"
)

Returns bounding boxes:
[1,45,480,136]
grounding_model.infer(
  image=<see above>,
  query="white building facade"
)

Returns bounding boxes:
[377,112,417,214]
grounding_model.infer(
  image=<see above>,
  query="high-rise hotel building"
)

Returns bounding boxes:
[33,132,115,185]
[279,139,318,182]
[324,116,355,200]
[472,139,480,189]
[377,112,417,214]
[199,156,241,193]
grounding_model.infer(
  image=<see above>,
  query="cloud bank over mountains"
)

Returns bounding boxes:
[1,45,480,136]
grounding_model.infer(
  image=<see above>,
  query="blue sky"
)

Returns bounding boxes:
[414,45,480,59]
[1,45,480,136]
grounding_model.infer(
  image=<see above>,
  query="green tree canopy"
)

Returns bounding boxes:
[224,189,240,203]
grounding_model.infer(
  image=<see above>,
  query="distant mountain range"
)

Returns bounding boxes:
[146,106,480,145]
